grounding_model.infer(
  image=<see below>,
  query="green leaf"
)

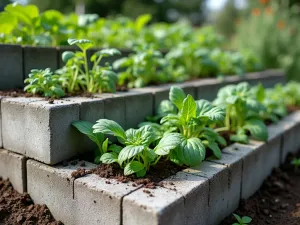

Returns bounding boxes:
[178,138,206,166]
[242,216,252,224]
[206,141,222,159]
[0,12,17,34]
[136,168,147,177]
[93,119,126,141]
[196,100,225,121]
[135,14,151,32]
[118,145,144,165]
[5,3,39,25]
[100,152,118,164]
[169,86,186,110]
[157,100,177,117]
[67,38,93,50]
[243,119,268,141]
[124,161,145,176]
[97,48,121,57]
[102,138,109,153]
[108,144,122,154]
[230,133,249,144]
[72,121,104,143]
[180,95,197,123]
[154,133,183,156]
[62,51,75,63]
[256,83,265,102]
[233,214,243,224]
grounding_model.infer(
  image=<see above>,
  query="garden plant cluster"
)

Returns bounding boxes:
[72,81,300,177]
[2,3,264,92]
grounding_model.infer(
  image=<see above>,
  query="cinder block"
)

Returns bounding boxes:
[195,79,222,101]
[1,97,41,155]
[245,70,285,88]
[2,98,81,164]
[123,186,185,225]
[280,111,300,162]
[163,171,209,225]
[123,91,153,129]
[27,159,95,225]
[102,94,126,128]
[74,174,141,225]
[0,149,26,193]
[23,46,58,78]
[184,161,228,225]
[207,150,243,216]
[0,44,23,89]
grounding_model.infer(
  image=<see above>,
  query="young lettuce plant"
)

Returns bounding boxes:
[232,214,252,225]
[24,68,65,98]
[61,38,120,93]
[214,82,268,144]
[291,158,300,171]
[92,119,181,177]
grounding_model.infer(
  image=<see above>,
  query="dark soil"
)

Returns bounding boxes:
[70,160,186,188]
[221,151,300,225]
[0,178,62,225]
[288,105,300,113]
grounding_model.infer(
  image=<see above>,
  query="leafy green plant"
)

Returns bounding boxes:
[214,82,268,144]
[291,158,300,171]
[232,214,252,225]
[92,119,182,177]
[61,38,120,93]
[113,45,172,88]
[24,68,65,98]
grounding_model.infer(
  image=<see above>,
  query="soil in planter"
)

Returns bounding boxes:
[221,151,300,225]
[68,159,186,189]
[0,178,63,225]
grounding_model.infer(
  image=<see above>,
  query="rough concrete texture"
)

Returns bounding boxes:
[183,161,228,225]
[23,46,58,78]
[207,151,243,216]
[0,44,24,90]
[25,100,80,164]
[195,79,222,101]
[163,171,209,225]
[1,97,42,155]
[123,186,185,225]
[102,94,126,128]
[27,159,96,225]
[0,149,27,193]
[74,174,141,225]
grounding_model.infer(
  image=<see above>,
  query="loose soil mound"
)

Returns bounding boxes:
[0,178,62,225]
[221,152,300,225]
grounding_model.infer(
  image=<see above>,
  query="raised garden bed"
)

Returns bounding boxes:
[0,70,285,164]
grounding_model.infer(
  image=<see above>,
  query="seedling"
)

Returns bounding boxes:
[232,213,252,225]
[291,158,300,171]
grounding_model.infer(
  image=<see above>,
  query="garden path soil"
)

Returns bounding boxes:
[221,152,300,225]
[0,178,62,225]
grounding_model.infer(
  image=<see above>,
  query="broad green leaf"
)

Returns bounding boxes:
[72,121,104,143]
[177,138,205,166]
[206,141,222,159]
[108,144,122,154]
[230,133,249,144]
[5,4,39,25]
[136,168,147,177]
[169,86,186,110]
[67,38,93,50]
[100,152,118,164]
[125,125,156,146]
[118,145,144,165]
[124,161,145,176]
[196,100,225,121]
[0,12,17,34]
[180,95,197,123]
[93,119,126,140]
[154,133,183,155]
[243,119,268,141]
[102,138,109,153]
[233,214,243,224]
[256,83,265,102]
[157,100,177,117]
[242,216,252,224]
[97,48,121,57]
[62,51,75,63]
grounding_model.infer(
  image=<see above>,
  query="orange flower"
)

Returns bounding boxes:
[252,8,261,16]
[277,20,285,30]
[260,0,269,5]
[265,7,272,15]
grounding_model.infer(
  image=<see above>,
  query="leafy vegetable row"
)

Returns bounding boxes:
[24,38,263,97]
[72,81,300,177]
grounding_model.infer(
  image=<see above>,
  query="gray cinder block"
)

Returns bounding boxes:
[0,44,23,90]
[0,149,27,193]
[184,161,228,225]
[23,46,58,78]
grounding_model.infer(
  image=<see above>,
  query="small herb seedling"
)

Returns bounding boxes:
[291,158,300,171]
[232,213,252,225]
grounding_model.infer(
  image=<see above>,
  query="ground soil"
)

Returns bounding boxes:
[0,178,62,225]
[221,151,300,225]
[69,159,186,188]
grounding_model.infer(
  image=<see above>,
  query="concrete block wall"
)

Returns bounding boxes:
[0,112,300,225]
